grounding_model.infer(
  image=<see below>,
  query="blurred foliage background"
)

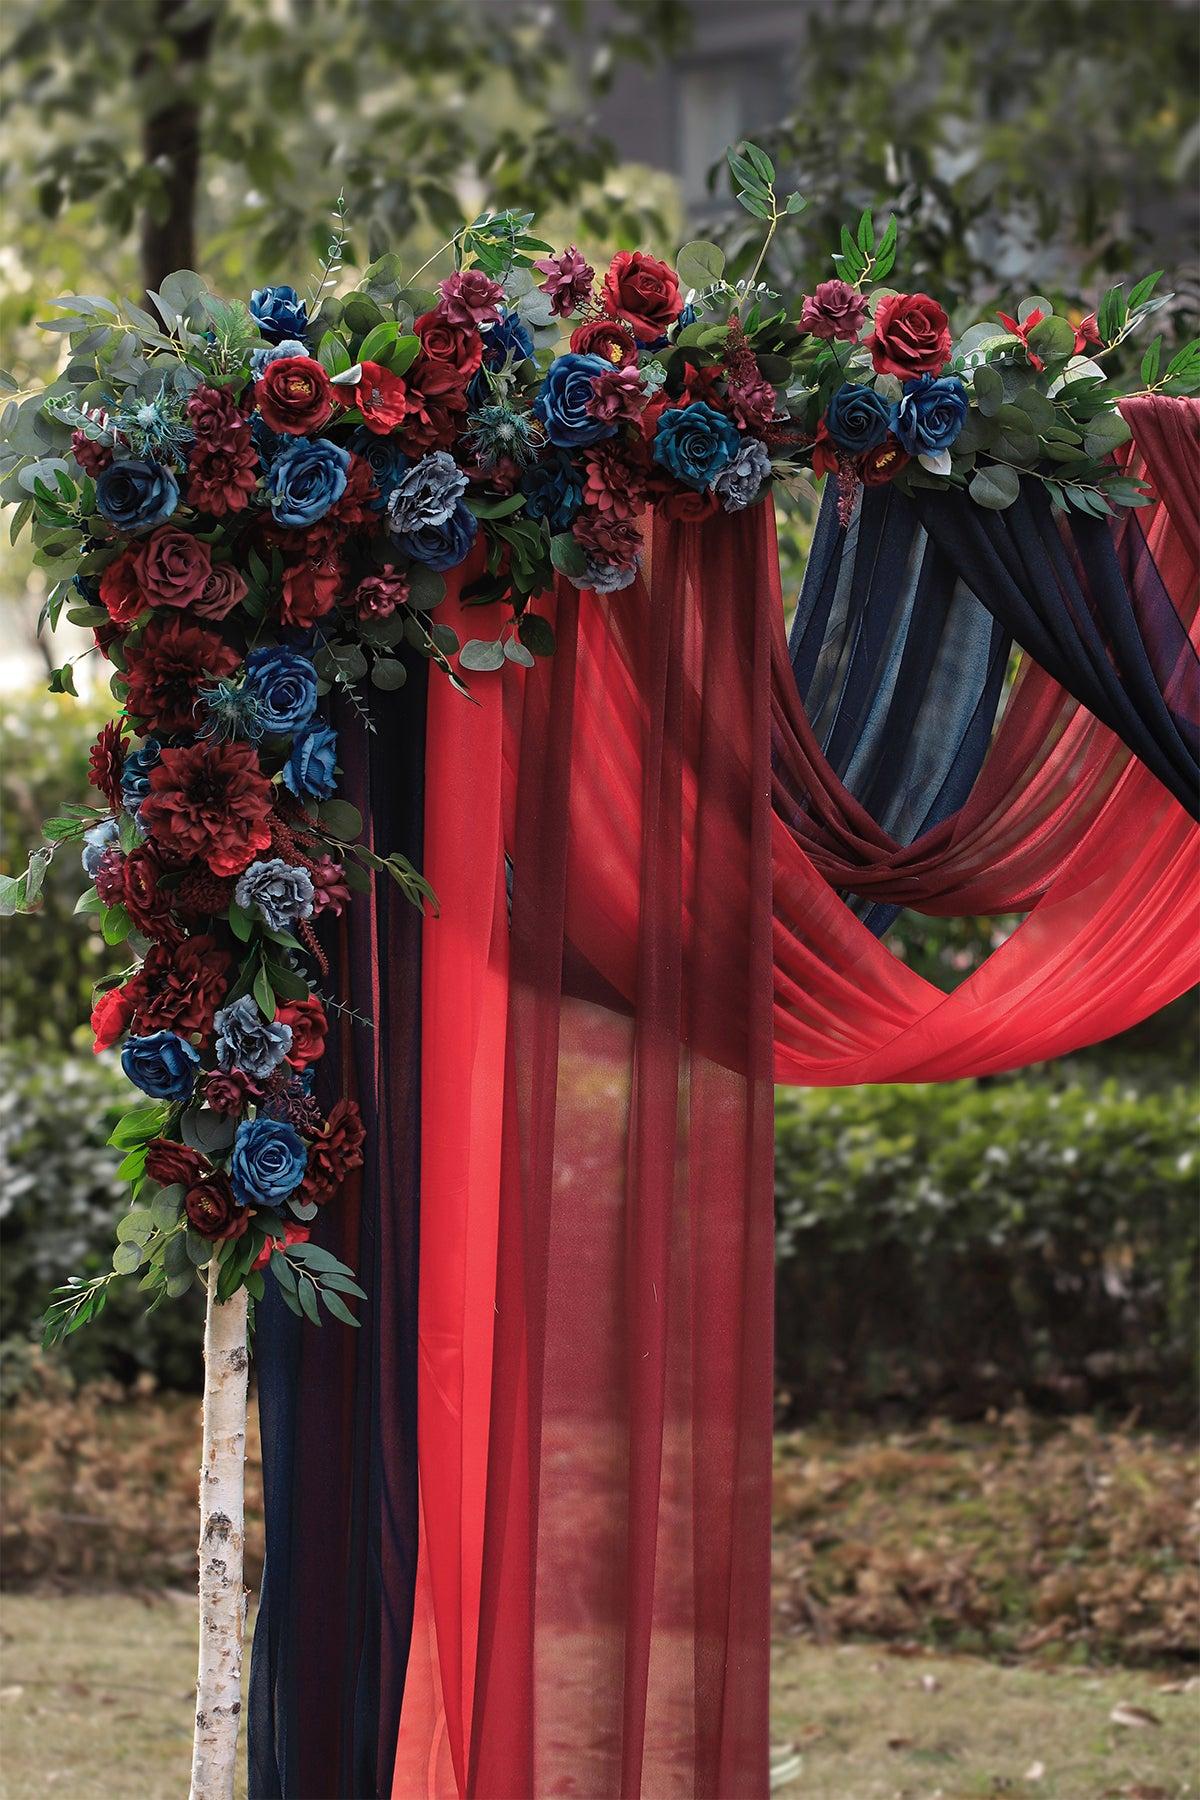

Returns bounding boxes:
[0,0,1196,1428]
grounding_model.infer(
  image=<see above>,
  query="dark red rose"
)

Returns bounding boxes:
[656,485,719,524]
[351,567,410,621]
[572,512,643,569]
[570,318,639,367]
[601,251,683,343]
[123,932,232,1037]
[277,995,328,1070]
[868,292,951,380]
[140,740,275,877]
[72,430,112,476]
[187,385,246,452]
[255,355,335,435]
[414,311,484,389]
[309,854,351,916]
[858,437,911,486]
[132,527,213,609]
[99,548,146,626]
[253,1218,310,1269]
[185,1174,248,1241]
[123,615,240,734]
[354,361,409,434]
[122,841,185,944]
[280,535,344,627]
[401,377,467,452]
[91,985,134,1053]
[188,436,260,516]
[192,562,249,621]
[204,1068,262,1117]
[299,1097,366,1205]
[329,453,378,527]
[88,719,126,808]
[799,279,871,343]
[146,1138,208,1189]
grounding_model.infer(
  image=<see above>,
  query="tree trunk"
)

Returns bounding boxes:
[189,1267,249,1800]
[138,0,215,300]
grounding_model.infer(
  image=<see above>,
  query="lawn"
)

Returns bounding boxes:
[0,1593,1196,1799]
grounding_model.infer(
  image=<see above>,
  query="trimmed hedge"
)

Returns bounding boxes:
[775,1077,1199,1423]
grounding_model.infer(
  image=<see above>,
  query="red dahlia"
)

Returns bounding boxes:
[298,1097,366,1205]
[123,932,232,1037]
[140,740,275,877]
[87,719,126,808]
[188,437,260,516]
[122,615,240,735]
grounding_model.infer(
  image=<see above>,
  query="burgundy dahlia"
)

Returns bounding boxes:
[187,385,247,452]
[299,1097,366,1205]
[122,841,185,944]
[352,567,410,621]
[139,739,275,877]
[123,932,232,1037]
[87,719,126,808]
[122,615,240,734]
[188,437,260,516]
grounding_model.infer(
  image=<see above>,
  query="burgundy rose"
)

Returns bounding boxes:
[123,615,240,734]
[99,548,146,626]
[280,534,343,627]
[436,269,505,328]
[352,568,410,621]
[255,355,334,435]
[205,1068,262,1117]
[570,318,638,367]
[184,1174,248,1242]
[91,985,134,1053]
[192,562,248,622]
[868,292,952,380]
[140,739,275,877]
[187,385,246,452]
[87,719,126,808]
[146,1138,208,1189]
[132,527,213,609]
[71,430,112,476]
[572,512,643,570]
[586,365,647,425]
[858,437,911,486]
[188,437,260,516]
[414,311,484,390]
[299,1098,366,1205]
[656,485,719,524]
[123,932,232,1037]
[601,251,683,343]
[309,854,351,916]
[122,842,185,944]
[799,279,871,343]
[278,995,328,1070]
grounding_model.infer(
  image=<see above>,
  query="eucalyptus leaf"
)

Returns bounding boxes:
[968,464,1022,510]
[459,638,506,672]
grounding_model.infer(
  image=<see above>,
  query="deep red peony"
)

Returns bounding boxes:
[185,1174,249,1242]
[868,292,952,380]
[255,355,335,435]
[87,719,126,808]
[279,995,328,1069]
[122,615,240,734]
[91,985,135,1053]
[123,932,232,1037]
[570,318,639,366]
[140,740,275,877]
[413,311,484,389]
[859,437,911,485]
[601,251,683,343]
[146,1138,208,1189]
[655,485,720,524]
[298,1098,366,1205]
[187,385,247,451]
[188,437,260,516]
[99,548,146,626]
[355,361,410,435]
[132,527,213,609]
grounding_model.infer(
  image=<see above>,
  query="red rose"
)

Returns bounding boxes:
[354,361,410,435]
[72,430,112,476]
[253,1218,310,1269]
[146,1138,208,1189]
[256,356,335,435]
[280,531,344,626]
[99,548,146,626]
[204,1068,262,1117]
[122,841,185,944]
[184,1174,248,1242]
[132,527,213,609]
[601,251,683,343]
[188,437,260,516]
[299,1097,366,1205]
[858,437,911,486]
[91,985,135,1053]
[88,719,126,808]
[192,562,248,621]
[278,995,328,1069]
[122,615,240,734]
[187,385,246,452]
[352,567,409,621]
[414,311,484,389]
[572,512,643,569]
[868,292,952,380]
[123,933,232,1038]
[569,318,638,367]
[140,740,275,877]
[656,486,719,525]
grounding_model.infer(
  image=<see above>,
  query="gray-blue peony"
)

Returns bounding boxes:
[385,451,469,535]
[214,993,294,1078]
[712,438,772,511]
[234,858,316,929]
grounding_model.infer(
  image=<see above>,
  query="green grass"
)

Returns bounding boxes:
[0,1594,1196,1799]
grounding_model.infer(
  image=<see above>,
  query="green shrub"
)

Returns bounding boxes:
[0,1051,202,1391]
[775,1076,1199,1423]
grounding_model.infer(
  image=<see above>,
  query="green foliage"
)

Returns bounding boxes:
[775,1075,1199,1423]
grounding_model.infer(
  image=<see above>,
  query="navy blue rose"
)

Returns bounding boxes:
[121,1030,200,1100]
[520,452,585,531]
[825,383,894,454]
[250,285,309,345]
[214,994,293,1079]
[243,645,319,735]
[350,429,408,511]
[82,816,120,877]
[265,437,350,527]
[120,738,162,804]
[95,459,179,532]
[652,401,742,490]
[282,722,339,799]
[894,374,969,456]
[390,498,479,572]
[532,353,616,449]
[482,309,534,371]
[230,1116,307,1208]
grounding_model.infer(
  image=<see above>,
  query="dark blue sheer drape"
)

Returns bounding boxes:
[249,658,427,1800]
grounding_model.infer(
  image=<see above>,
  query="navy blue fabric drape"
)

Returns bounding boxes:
[249,658,427,1800]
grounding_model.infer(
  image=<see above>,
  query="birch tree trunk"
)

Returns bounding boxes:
[189,1266,249,1800]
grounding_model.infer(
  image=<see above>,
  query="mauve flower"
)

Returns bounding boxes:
[799,279,871,343]
[533,246,595,317]
[309,855,351,916]
[187,436,260,515]
[234,857,316,929]
[385,450,469,534]
[140,739,275,876]
[72,431,112,476]
[132,527,213,609]
[587,365,647,425]
[573,512,643,570]
[205,1068,262,1116]
[352,567,410,620]
[187,386,246,452]
[436,269,505,329]
[215,993,294,1079]
[193,563,248,621]
[726,369,777,434]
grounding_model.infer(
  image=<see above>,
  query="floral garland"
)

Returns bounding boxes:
[2,143,1196,1342]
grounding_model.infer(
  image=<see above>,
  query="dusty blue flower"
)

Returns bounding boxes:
[265,436,349,527]
[652,402,742,490]
[712,437,772,511]
[282,723,339,799]
[243,645,319,736]
[234,858,316,930]
[82,817,120,877]
[230,1116,307,1208]
[214,994,294,1079]
[250,285,309,345]
[385,451,469,535]
[569,554,639,594]
[95,459,179,532]
[251,338,309,378]
[121,1031,200,1100]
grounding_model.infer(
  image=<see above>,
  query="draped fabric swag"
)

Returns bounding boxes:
[251,396,1199,1799]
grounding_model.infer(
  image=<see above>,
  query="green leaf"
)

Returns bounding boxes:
[675,241,726,293]
[112,1241,143,1275]
[549,531,588,578]
[297,1275,321,1327]
[227,899,254,942]
[968,464,1022,510]
[1140,337,1162,387]
[1011,388,1057,433]
[971,366,1004,417]
[406,566,445,612]
[101,903,133,945]
[370,656,408,691]
[108,1104,168,1149]
[743,142,776,185]
[321,1288,361,1328]
[517,613,555,658]
[459,638,506,672]
[1127,270,1163,313]
[856,209,874,254]
[318,799,364,841]
[1026,315,1077,359]
[253,963,276,1021]
[271,1251,298,1295]
[316,331,352,376]
[1083,411,1132,458]
[504,639,535,668]
[736,192,772,221]
[116,1209,155,1245]
[151,1185,185,1231]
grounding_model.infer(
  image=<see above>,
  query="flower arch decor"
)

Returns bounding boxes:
[1,141,1198,1797]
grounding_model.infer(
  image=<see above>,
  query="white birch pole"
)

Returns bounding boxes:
[189,1265,250,1800]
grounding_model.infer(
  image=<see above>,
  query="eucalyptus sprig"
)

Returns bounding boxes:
[726,142,806,289]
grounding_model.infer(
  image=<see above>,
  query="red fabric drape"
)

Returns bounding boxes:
[404,402,1198,1799]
